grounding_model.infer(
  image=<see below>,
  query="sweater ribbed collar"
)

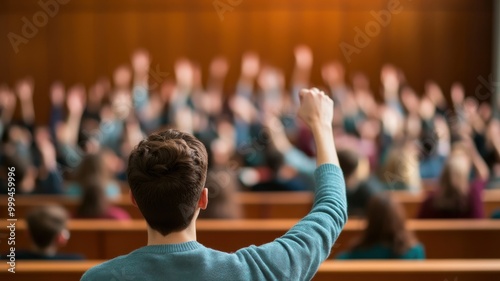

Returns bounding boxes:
[133,241,203,254]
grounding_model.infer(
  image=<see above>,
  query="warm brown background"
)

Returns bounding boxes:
[0,0,493,124]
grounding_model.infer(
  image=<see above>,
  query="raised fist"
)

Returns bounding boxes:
[298,88,334,129]
[321,61,344,86]
[419,96,436,120]
[257,66,284,92]
[67,84,86,115]
[131,49,151,75]
[294,45,313,70]
[174,58,194,90]
[209,56,229,79]
[451,82,465,105]
[241,52,260,79]
[50,82,65,106]
[0,86,16,109]
[15,77,34,101]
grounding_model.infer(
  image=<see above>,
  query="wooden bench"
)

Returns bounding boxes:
[3,219,500,260]
[2,260,499,281]
[314,260,500,281]
[2,189,500,219]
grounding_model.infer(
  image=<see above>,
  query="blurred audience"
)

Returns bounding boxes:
[0,46,499,223]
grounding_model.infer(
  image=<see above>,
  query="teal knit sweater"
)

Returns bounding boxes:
[81,164,347,281]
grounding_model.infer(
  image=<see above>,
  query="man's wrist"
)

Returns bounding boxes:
[310,122,333,135]
[311,122,338,166]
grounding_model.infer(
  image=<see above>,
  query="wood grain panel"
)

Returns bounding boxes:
[0,0,493,123]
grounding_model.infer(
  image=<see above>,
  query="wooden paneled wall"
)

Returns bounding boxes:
[0,0,493,123]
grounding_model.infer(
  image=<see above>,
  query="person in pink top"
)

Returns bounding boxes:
[418,137,489,219]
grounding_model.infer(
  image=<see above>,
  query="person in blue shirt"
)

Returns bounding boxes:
[337,194,425,259]
[81,88,348,281]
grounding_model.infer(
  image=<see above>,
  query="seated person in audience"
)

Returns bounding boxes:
[417,96,448,180]
[199,138,242,219]
[338,148,382,216]
[337,194,425,259]
[484,119,500,189]
[199,169,242,219]
[15,205,84,260]
[418,137,489,219]
[74,180,130,220]
[33,127,65,194]
[81,88,347,281]
[378,140,421,193]
[66,152,122,199]
[250,146,306,191]
[0,153,37,194]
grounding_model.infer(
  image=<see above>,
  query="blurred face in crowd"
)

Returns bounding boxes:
[175,59,194,90]
[241,52,260,79]
[322,61,345,87]
[113,65,132,89]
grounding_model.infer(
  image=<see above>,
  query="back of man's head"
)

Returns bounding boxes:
[26,205,68,250]
[127,129,208,236]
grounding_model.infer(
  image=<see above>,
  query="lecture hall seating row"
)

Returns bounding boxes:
[2,189,500,219]
[2,260,499,281]
[3,219,500,260]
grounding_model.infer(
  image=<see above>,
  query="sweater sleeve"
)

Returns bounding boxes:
[235,164,347,280]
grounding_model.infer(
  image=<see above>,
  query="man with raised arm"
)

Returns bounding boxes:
[81,88,347,281]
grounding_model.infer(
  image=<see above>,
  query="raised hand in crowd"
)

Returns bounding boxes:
[15,77,36,125]
[0,85,16,125]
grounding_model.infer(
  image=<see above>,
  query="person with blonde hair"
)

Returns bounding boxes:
[379,140,421,193]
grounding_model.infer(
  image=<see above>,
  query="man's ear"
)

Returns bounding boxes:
[130,190,138,207]
[198,188,208,210]
[56,229,70,247]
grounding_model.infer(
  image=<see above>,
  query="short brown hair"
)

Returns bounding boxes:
[27,205,68,249]
[127,129,208,235]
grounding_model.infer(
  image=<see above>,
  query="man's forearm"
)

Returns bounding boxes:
[311,124,339,167]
